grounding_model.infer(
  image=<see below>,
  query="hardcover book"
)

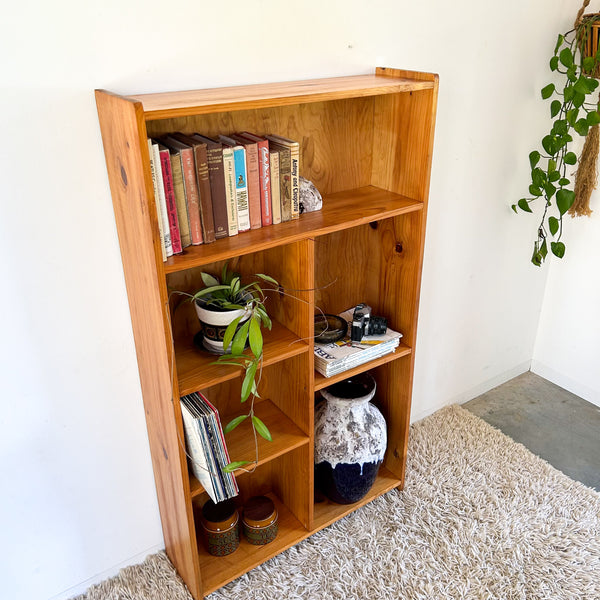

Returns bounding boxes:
[269,150,282,225]
[265,134,300,219]
[190,134,229,239]
[156,143,182,253]
[148,140,169,259]
[238,132,272,226]
[231,134,262,229]
[265,137,292,222]
[217,139,239,236]
[168,149,192,248]
[160,135,203,245]
[170,132,216,244]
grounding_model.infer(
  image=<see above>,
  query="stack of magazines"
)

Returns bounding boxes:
[180,392,239,503]
[314,307,403,377]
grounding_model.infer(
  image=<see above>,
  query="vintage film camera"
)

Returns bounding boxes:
[350,303,387,342]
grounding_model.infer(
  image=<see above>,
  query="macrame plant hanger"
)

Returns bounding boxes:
[572,0,600,216]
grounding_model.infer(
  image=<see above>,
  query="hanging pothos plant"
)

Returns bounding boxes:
[514,12,600,266]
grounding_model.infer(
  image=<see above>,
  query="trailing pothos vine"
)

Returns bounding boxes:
[514,18,600,266]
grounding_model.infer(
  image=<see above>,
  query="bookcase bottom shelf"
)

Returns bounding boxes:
[196,493,308,595]
[195,469,401,594]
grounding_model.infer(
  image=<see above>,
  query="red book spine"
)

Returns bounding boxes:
[180,148,203,245]
[245,144,261,229]
[159,148,182,254]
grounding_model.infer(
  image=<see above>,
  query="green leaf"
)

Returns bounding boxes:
[255,307,272,329]
[529,185,542,197]
[567,67,578,82]
[574,118,590,135]
[541,83,555,99]
[550,241,566,258]
[564,151,577,165]
[224,414,249,433]
[549,170,561,182]
[552,119,568,136]
[201,272,220,287]
[231,319,251,355]
[548,216,560,236]
[223,315,243,353]
[248,316,263,358]
[255,273,278,286]
[550,56,560,71]
[573,91,586,108]
[559,177,570,186]
[193,284,233,300]
[223,460,250,473]
[554,33,564,54]
[550,100,561,117]
[564,85,575,102]
[511,204,518,213]
[539,239,548,259]
[587,110,600,125]
[583,56,596,72]
[531,243,543,267]
[586,78,599,92]
[543,182,557,199]
[532,168,546,186]
[529,151,541,168]
[556,189,575,215]
[241,360,258,402]
[542,135,556,155]
[574,78,591,95]
[559,48,574,67]
[251,416,272,442]
[567,108,579,125]
[518,199,533,212]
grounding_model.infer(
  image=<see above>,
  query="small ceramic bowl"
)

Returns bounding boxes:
[200,498,239,556]
[242,496,278,545]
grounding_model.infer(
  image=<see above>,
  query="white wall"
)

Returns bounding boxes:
[0,1,576,599]
[532,211,600,407]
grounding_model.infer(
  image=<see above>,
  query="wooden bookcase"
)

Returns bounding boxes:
[95,67,438,598]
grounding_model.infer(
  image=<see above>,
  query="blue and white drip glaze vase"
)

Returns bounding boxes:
[314,373,387,504]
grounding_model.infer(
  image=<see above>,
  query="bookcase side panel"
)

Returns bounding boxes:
[145,98,374,196]
[371,83,438,203]
[95,91,202,598]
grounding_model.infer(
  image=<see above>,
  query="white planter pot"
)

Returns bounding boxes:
[194,301,251,354]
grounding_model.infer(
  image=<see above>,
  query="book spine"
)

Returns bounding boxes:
[222,147,239,236]
[269,150,281,225]
[159,148,182,253]
[170,154,192,247]
[193,145,216,244]
[277,146,292,222]
[289,143,300,220]
[180,147,203,245]
[257,140,272,226]
[148,140,167,261]
[205,147,229,239]
[152,144,174,256]
[245,144,262,229]
[233,147,250,232]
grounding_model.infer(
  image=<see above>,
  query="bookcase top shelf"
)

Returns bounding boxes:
[119,73,436,120]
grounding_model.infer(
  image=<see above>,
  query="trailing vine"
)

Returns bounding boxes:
[514,17,600,266]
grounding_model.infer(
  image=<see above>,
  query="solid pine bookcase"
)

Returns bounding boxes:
[95,67,438,598]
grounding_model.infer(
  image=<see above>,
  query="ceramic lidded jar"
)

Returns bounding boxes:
[314,373,387,504]
[242,495,278,545]
[200,498,240,556]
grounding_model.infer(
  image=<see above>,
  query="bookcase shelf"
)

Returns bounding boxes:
[163,186,423,274]
[96,67,438,599]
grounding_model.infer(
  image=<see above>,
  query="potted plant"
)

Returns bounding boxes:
[514,10,600,266]
[190,263,279,470]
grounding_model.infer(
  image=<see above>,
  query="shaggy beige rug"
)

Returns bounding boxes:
[73,405,600,600]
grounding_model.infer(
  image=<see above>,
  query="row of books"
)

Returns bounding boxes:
[147,131,301,261]
[314,307,403,377]
[180,392,238,503]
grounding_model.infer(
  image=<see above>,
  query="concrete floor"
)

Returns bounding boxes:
[463,371,600,491]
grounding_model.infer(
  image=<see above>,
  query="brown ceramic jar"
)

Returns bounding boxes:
[200,498,239,556]
[242,495,278,545]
